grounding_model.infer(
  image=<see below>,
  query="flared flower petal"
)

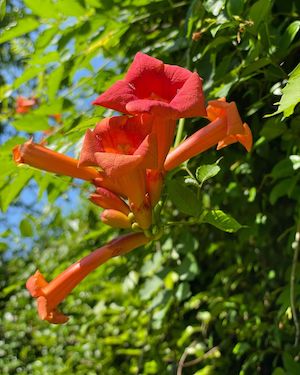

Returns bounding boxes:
[207,99,244,135]
[217,123,252,152]
[26,233,150,324]
[79,115,157,176]
[93,52,206,119]
[92,80,137,114]
[207,99,253,151]
[13,140,99,181]
[94,152,142,177]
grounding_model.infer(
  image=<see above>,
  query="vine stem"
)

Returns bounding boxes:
[174,118,186,148]
[290,224,300,347]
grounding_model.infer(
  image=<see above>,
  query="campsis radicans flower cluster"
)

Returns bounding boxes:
[13,52,252,324]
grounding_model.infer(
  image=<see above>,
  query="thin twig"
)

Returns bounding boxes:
[177,341,196,375]
[177,344,219,374]
[183,346,219,367]
[174,118,186,148]
[290,224,300,347]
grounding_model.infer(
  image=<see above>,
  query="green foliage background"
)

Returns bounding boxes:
[1,0,300,374]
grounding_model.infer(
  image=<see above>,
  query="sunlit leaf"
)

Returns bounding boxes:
[24,0,58,18]
[0,0,6,21]
[48,65,64,101]
[0,17,40,44]
[196,162,221,185]
[12,114,50,132]
[272,63,300,118]
[203,210,242,232]
[0,169,34,212]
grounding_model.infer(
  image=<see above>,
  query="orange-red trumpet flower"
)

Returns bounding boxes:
[26,233,150,324]
[93,52,206,119]
[16,96,37,114]
[164,99,252,171]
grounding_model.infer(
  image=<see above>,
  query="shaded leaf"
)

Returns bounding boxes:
[167,179,201,216]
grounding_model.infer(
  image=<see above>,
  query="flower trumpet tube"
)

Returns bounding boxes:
[164,117,227,170]
[151,117,177,170]
[13,140,99,181]
[90,187,130,215]
[26,233,150,324]
[146,169,164,207]
[100,209,132,228]
[164,99,252,171]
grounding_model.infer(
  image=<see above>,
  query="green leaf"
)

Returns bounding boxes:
[269,177,298,205]
[0,17,40,44]
[0,136,27,154]
[283,353,300,374]
[271,155,300,180]
[196,163,221,185]
[0,169,34,212]
[19,218,34,237]
[203,0,225,16]
[30,51,60,66]
[0,156,16,177]
[177,253,199,281]
[226,0,243,17]
[55,0,86,17]
[24,0,58,18]
[13,66,41,89]
[167,179,201,216]
[48,65,64,101]
[0,0,6,22]
[193,365,214,375]
[248,0,272,33]
[203,210,242,232]
[35,26,58,50]
[175,282,191,301]
[272,368,286,375]
[140,276,163,300]
[241,57,271,77]
[280,21,300,52]
[12,114,50,132]
[260,118,287,141]
[65,117,99,135]
[184,177,199,188]
[272,63,300,118]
